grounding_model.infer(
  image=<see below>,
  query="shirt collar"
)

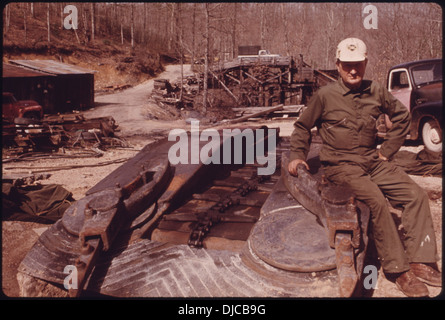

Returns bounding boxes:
[337,78,372,96]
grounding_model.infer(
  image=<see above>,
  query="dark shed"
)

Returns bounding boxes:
[2,63,56,114]
[8,60,95,114]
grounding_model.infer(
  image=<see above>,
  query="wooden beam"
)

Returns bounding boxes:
[221,104,284,124]
[224,72,241,84]
[208,70,239,103]
[232,105,304,113]
[263,70,289,84]
[242,70,262,84]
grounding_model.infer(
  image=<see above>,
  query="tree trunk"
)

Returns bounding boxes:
[91,3,95,42]
[82,3,88,42]
[232,3,237,59]
[280,3,290,56]
[4,4,10,33]
[178,3,184,101]
[143,3,148,44]
[260,3,266,49]
[131,4,134,48]
[60,3,64,29]
[121,22,124,45]
[191,3,197,65]
[23,4,28,44]
[120,4,124,46]
[168,3,175,52]
[46,3,51,43]
[203,3,210,112]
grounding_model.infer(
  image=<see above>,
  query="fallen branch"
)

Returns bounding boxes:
[2,149,104,163]
[4,157,131,174]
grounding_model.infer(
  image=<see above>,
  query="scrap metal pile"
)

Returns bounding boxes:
[150,76,199,110]
[2,114,125,158]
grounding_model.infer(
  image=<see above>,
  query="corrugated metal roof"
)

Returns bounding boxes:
[9,60,96,75]
[3,63,55,78]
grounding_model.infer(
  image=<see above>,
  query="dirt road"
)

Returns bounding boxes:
[2,64,442,298]
[86,64,194,139]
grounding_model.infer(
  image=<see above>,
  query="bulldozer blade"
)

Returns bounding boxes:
[18,219,82,286]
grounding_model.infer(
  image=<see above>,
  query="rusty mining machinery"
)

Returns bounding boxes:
[18,126,372,298]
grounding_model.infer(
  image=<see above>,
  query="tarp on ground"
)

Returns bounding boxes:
[2,183,74,223]
[393,148,442,177]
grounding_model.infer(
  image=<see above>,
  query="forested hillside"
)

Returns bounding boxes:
[3,2,442,86]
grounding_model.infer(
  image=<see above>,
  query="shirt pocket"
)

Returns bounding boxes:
[322,117,355,150]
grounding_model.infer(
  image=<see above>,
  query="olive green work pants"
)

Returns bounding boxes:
[323,159,438,274]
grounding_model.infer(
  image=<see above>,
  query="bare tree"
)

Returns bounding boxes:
[203,3,210,112]
[322,3,341,69]
[143,3,149,44]
[168,3,175,52]
[130,3,134,48]
[178,3,184,100]
[46,3,50,43]
[231,3,238,59]
[191,3,197,64]
[2,2,441,86]
[23,3,28,44]
[119,4,124,45]
[91,3,95,42]
[81,3,88,42]
[280,4,291,56]
[260,4,266,49]
[4,4,10,33]
[60,3,64,29]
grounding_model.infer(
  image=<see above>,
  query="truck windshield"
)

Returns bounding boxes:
[3,94,17,104]
[411,61,442,86]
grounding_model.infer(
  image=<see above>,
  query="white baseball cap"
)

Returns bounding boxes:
[336,38,367,62]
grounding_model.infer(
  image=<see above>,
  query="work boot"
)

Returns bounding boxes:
[410,263,442,287]
[394,270,429,297]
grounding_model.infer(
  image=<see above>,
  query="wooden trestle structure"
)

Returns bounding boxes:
[206,54,336,108]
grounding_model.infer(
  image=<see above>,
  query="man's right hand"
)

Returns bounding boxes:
[288,159,309,176]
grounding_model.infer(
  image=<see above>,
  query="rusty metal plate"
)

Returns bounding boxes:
[249,209,336,272]
[18,220,81,285]
[61,188,120,237]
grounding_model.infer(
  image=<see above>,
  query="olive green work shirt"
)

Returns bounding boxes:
[290,78,411,166]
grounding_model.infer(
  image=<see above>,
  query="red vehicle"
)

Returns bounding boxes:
[2,92,44,124]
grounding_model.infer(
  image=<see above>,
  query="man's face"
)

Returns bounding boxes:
[336,60,367,89]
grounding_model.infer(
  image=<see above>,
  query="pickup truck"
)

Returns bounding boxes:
[237,49,281,59]
[2,92,44,124]
[383,58,442,152]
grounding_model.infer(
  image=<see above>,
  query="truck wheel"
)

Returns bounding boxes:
[422,119,442,153]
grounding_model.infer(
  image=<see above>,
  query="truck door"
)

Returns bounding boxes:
[388,68,412,111]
